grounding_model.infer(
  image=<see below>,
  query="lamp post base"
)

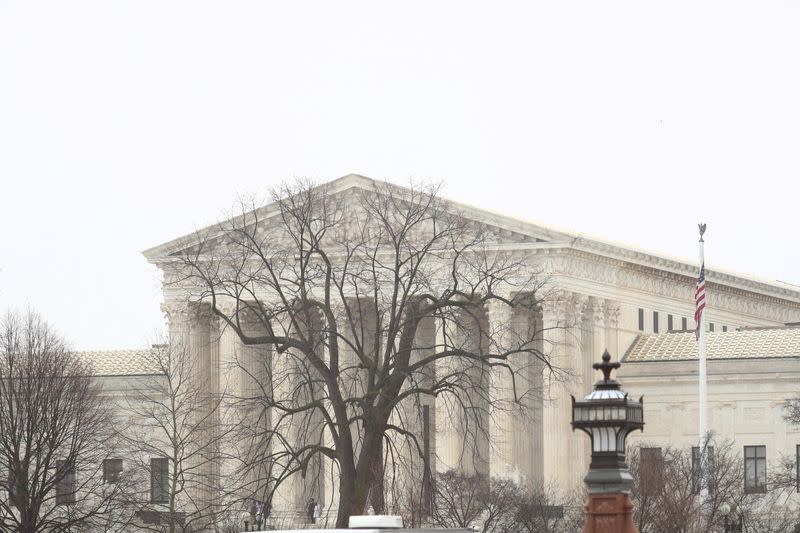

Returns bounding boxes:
[581,493,639,533]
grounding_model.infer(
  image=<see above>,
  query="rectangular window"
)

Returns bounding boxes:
[638,309,644,332]
[667,314,673,331]
[8,469,20,508]
[710,323,715,332]
[55,460,76,505]
[103,459,123,484]
[150,458,169,503]
[653,311,659,333]
[682,317,688,330]
[640,447,664,490]
[691,446,715,494]
[723,325,728,332]
[744,445,767,493]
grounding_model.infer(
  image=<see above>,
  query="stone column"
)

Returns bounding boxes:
[487,298,514,481]
[435,304,490,478]
[398,313,437,520]
[488,294,544,489]
[540,291,586,493]
[224,304,274,504]
[289,306,326,519]
[187,302,221,521]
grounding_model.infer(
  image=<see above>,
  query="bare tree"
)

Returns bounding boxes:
[429,471,519,533]
[429,470,581,533]
[167,179,560,526]
[429,470,490,531]
[118,341,231,532]
[0,310,123,533]
[514,482,583,533]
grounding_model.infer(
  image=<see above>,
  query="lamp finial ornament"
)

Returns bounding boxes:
[593,349,620,383]
[698,223,707,242]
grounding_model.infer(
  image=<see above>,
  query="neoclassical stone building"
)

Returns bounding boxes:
[141,174,800,523]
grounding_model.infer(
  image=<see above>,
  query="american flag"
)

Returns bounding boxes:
[695,262,706,340]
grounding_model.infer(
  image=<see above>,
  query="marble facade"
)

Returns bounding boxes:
[143,174,800,523]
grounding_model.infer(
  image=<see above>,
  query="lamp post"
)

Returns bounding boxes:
[572,350,644,533]
[719,503,742,533]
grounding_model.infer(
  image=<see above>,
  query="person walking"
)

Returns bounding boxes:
[307,498,317,524]
[313,501,321,524]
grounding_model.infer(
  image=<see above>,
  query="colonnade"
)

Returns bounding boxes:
[161,291,621,521]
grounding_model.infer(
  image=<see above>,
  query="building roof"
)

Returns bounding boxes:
[76,349,162,376]
[622,328,800,362]
[142,174,800,303]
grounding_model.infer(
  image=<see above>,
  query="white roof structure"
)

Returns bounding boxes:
[622,327,800,362]
[142,174,800,304]
[75,348,162,376]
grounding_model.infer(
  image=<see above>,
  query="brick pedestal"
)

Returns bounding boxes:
[581,493,639,533]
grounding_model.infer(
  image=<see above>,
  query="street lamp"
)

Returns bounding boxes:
[572,349,644,533]
[720,503,742,533]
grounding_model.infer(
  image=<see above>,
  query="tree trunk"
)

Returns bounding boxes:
[369,438,385,514]
[334,426,384,527]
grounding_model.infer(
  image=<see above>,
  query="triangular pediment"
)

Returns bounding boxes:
[142,174,800,303]
[142,174,571,262]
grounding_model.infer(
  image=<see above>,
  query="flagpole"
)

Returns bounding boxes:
[697,224,709,504]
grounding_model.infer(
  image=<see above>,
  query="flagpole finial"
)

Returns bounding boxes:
[698,223,707,242]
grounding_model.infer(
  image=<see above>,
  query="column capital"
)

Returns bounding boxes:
[589,297,605,327]
[539,290,588,326]
[603,300,621,327]
[188,301,215,323]
[161,301,189,324]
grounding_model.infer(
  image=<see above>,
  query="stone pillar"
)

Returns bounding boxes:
[488,298,514,481]
[228,305,273,504]
[397,313,437,522]
[187,302,221,520]
[488,294,544,490]
[540,291,586,493]
[435,303,490,478]
[461,304,490,478]
[289,306,326,519]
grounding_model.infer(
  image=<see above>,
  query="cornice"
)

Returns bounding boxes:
[142,174,800,310]
[539,248,800,323]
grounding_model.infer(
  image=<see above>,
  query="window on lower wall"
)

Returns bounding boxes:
[640,447,664,492]
[744,445,767,493]
[691,446,715,494]
[638,308,644,331]
[653,311,659,333]
[8,469,21,508]
[150,458,169,503]
[55,460,76,505]
[682,317,688,330]
[103,459,123,483]
[667,314,673,331]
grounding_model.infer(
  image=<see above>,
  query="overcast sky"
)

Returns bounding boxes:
[1,1,798,350]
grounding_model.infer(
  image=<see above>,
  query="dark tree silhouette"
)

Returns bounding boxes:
[0,310,123,532]
[169,179,561,527]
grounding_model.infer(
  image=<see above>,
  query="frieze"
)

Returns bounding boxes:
[539,249,800,324]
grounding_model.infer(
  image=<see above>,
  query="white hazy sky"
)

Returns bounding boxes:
[1,2,799,350]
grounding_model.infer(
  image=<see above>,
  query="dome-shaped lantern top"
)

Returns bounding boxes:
[572,350,644,470]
